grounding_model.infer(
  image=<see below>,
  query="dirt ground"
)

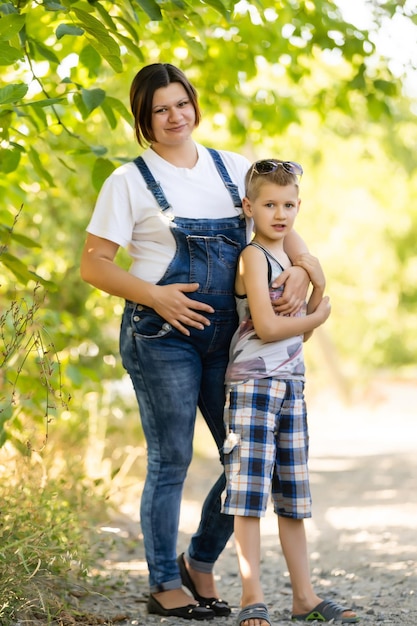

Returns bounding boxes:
[73,379,417,625]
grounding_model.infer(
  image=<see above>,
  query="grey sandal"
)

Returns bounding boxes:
[237,602,271,626]
[292,599,359,622]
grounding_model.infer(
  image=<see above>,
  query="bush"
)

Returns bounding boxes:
[0,449,108,625]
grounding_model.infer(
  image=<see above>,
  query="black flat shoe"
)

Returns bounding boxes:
[147,593,214,620]
[177,553,232,617]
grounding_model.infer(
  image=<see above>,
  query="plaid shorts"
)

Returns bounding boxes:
[222,378,311,519]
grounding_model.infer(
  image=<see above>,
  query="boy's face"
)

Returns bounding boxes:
[243,182,300,241]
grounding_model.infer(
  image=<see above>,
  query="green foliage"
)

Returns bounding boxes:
[0,290,68,452]
[0,0,415,447]
[0,210,48,285]
[0,208,68,452]
[0,0,416,622]
[0,0,413,186]
[0,0,415,425]
[0,453,106,625]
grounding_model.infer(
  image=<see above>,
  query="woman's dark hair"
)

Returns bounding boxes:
[130,63,201,147]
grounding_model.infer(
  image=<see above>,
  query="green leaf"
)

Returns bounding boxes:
[66,363,85,385]
[0,110,13,138]
[114,15,139,43]
[24,110,40,132]
[202,0,231,21]
[81,87,106,114]
[0,430,7,448]
[9,231,41,248]
[72,7,113,40]
[350,64,367,90]
[31,38,60,64]
[0,145,21,173]
[0,251,49,286]
[105,96,132,123]
[101,94,134,128]
[0,402,12,425]
[373,79,397,97]
[99,53,122,73]
[0,4,18,17]
[90,144,108,156]
[93,1,118,31]
[28,146,54,186]
[26,96,66,109]
[0,82,28,105]
[57,156,77,172]
[92,157,115,192]
[1,222,15,246]
[72,144,108,156]
[133,0,162,20]
[0,41,23,64]
[73,91,88,119]
[179,31,206,59]
[43,0,67,10]
[367,94,391,120]
[113,31,144,61]
[79,44,101,76]
[28,100,48,128]
[0,13,25,40]
[100,99,117,129]
[56,23,84,39]
[72,7,122,72]
[0,403,13,443]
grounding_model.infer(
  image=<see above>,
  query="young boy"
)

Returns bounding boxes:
[222,160,359,626]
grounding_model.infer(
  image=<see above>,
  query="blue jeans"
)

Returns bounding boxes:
[120,215,247,592]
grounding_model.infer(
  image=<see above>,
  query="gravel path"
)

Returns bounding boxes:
[74,381,417,625]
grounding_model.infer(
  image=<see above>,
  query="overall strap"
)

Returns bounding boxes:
[207,148,242,208]
[133,156,171,212]
[133,149,242,211]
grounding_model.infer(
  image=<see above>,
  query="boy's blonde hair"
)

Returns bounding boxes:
[245,160,302,200]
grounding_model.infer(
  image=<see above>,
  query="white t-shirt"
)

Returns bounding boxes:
[87,142,252,283]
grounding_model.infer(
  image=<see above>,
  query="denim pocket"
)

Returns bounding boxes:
[188,235,241,294]
[131,307,173,340]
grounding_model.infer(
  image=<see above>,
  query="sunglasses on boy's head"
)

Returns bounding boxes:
[252,159,304,177]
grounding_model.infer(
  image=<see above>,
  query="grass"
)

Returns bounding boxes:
[0,447,112,625]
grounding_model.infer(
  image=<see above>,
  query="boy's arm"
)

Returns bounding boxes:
[273,230,310,315]
[303,286,324,341]
[293,253,328,341]
[240,246,330,343]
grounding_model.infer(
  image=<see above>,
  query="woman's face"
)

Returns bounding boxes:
[151,82,196,147]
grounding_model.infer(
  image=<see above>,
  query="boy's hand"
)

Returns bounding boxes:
[316,295,331,323]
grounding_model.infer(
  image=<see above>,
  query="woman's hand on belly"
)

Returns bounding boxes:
[150,283,214,336]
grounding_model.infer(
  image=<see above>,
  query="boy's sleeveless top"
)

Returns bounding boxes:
[225,242,307,384]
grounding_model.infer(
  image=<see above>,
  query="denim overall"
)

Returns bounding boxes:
[119,149,247,591]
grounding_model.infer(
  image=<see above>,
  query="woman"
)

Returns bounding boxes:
[80,63,309,620]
